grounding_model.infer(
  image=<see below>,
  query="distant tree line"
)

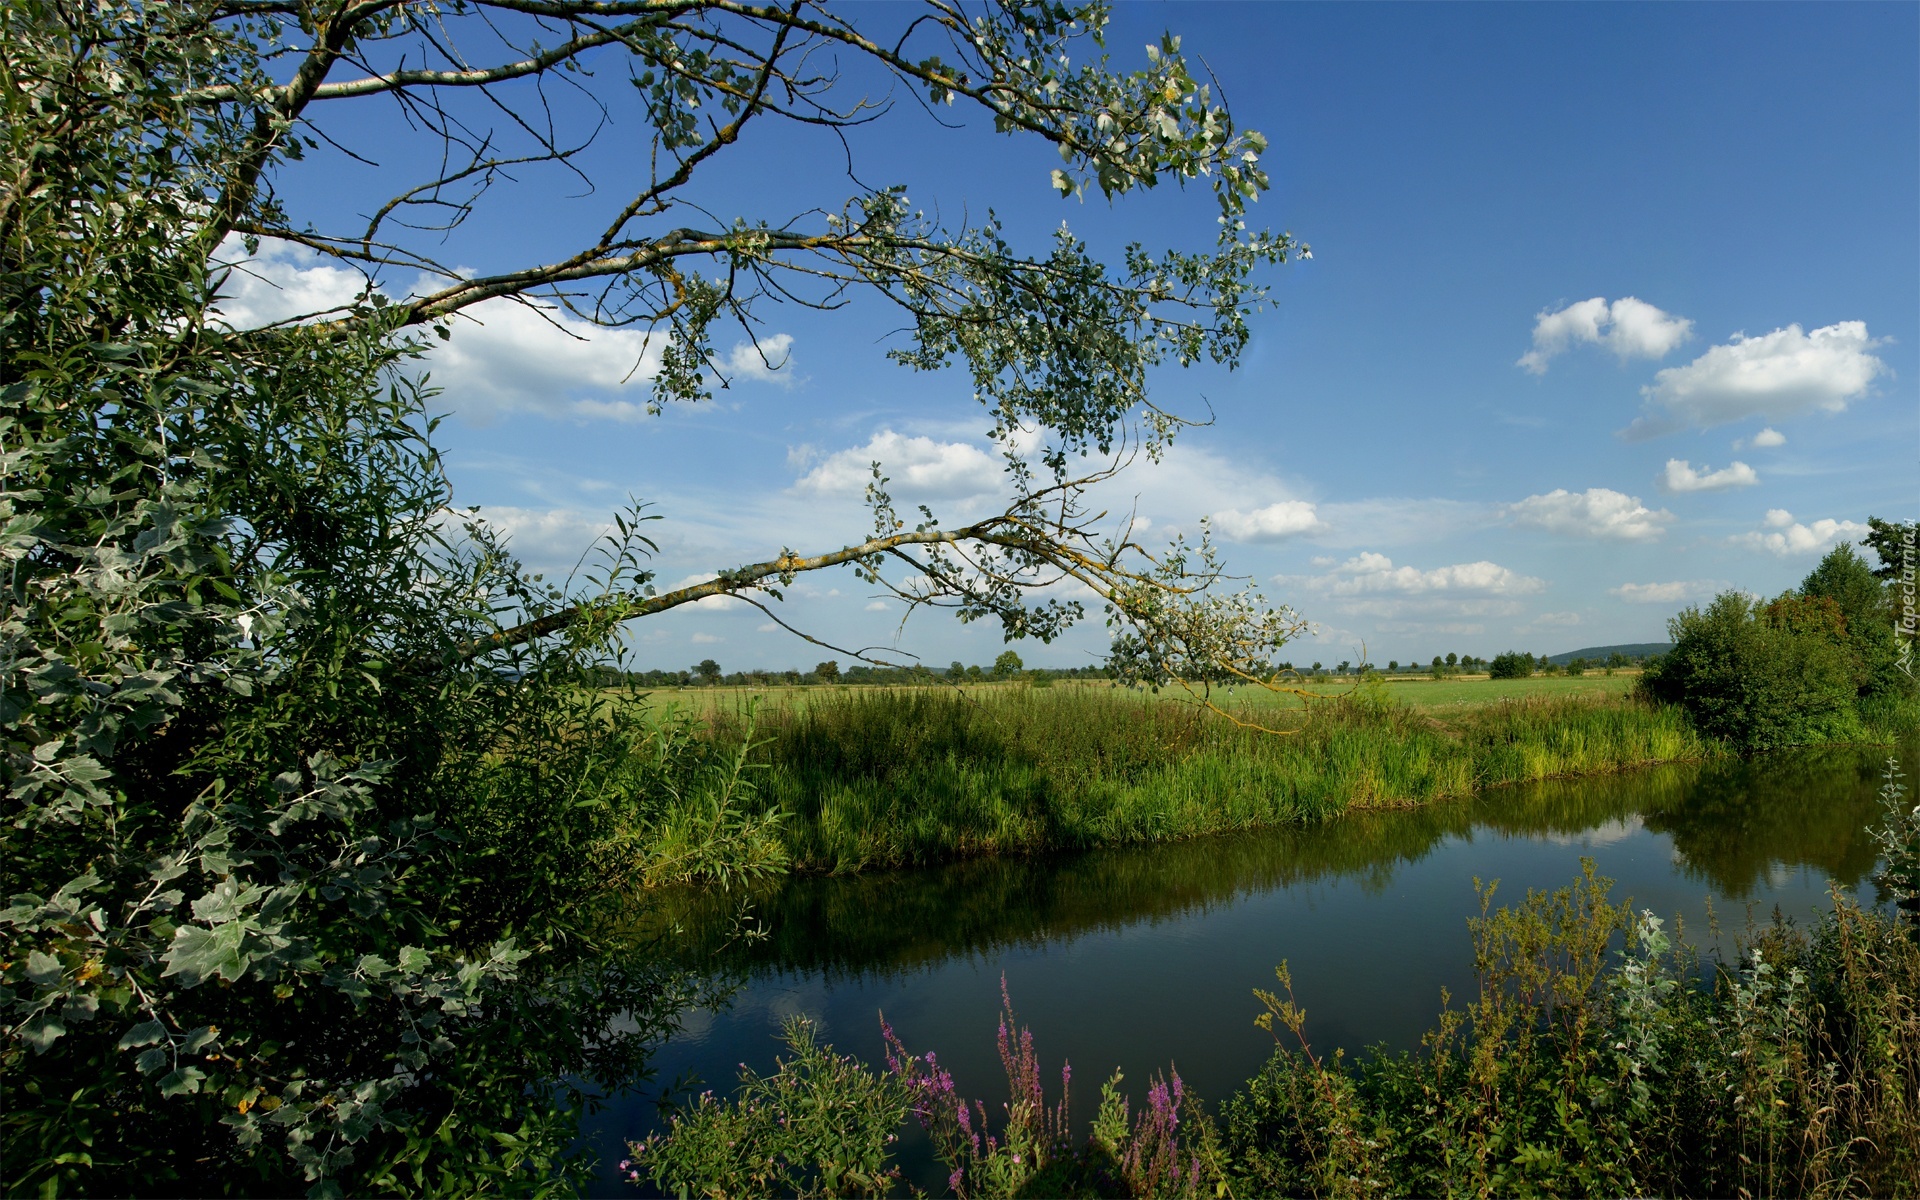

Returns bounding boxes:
[595,650,1114,688]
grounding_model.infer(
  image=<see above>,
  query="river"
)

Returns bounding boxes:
[579,743,1913,1196]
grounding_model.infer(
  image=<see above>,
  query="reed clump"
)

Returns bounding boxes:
[701,685,1716,873]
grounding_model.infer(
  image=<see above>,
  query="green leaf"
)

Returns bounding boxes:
[159,1065,207,1097]
[162,921,253,986]
[26,949,63,986]
[22,1013,66,1052]
[117,1020,167,1049]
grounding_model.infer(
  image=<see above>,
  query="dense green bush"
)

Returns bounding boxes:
[1638,542,1914,751]
[1638,591,1858,750]
[1802,544,1912,699]
[0,9,714,1191]
[1486,651,1533,680]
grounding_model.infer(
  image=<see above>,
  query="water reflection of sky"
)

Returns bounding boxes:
[580,744,1913,1198]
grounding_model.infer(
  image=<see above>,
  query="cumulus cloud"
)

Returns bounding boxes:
[1506,488,1674,541]
[721,333,796,385]
[1624,322,1887,439]
[793,430,1002,499]
[1656,459,1758,493]
[1518,296,1693,373]
[456,506,613,575]
[212,237,370,327]
[1289,552,1546,597]
[864,600,890,612]
[429,300,668,421]
[1610,580,1723,604]
[691,632,723,644]
[211,236,792,422]
[1276,552,1543,629]
[1211,500,1326,542]
[1731,509,1867,556]
[1735,427,1787,450]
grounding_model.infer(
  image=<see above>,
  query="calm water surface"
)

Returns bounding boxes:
[581,744,1912,1196]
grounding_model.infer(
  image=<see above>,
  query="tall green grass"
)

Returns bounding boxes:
[705,685,1717,872]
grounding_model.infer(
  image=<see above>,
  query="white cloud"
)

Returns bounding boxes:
[1656,459,1758,493]
[691,632,724,644]
[864,600,890,612]
[1068,443,1481,550]
[1289,552,1546,597]
[211,235,793,423]
[1526,611,1583,628]
[212,237,370,327]
[1518,296,1692,373]
[793,430,1002,499]
[1506,488,1674,541]
[1211,500,1326,542]
[1734,427,1787,450]
[1625,321,1887,438]
[1610,580,1723,604]
[721,333,795,385]
[756,622,780,633]
[427,298,667,422]
[457,506,613,574]
[1731,510,1866,556]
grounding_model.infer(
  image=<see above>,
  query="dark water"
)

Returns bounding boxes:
[580,745,1912,1196]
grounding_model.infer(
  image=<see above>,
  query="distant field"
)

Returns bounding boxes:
[616,670,1640,718]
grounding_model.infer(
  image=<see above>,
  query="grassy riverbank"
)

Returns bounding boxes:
[696,685,1718,873]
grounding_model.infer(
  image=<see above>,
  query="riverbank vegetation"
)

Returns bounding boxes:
[1641,544,1917,751]
[632,861,1920,1198]
[700,687,1714,873]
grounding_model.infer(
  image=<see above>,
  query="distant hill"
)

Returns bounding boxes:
[1547,642,1672,665]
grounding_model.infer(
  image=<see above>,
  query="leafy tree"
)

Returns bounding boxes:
[1445,652,1458,668]
[695,659,724,685]
[1565,657,1587,677]
[1800,544,1909,698]
[1387,660,1399,673]
[1,5,710,1189]
[993,650,1026,679]
[949,661,967,680]
[1488,652,1533,680]
[814,660,842,684]
[1638,591,1858,749]
[1862,517,1916,582]
[0,0,1315,1193]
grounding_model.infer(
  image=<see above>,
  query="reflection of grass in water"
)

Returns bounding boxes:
[640,746,1900,981]
[709,687,1714,873]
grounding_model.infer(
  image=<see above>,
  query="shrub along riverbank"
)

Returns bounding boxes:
[648,686,1718,876]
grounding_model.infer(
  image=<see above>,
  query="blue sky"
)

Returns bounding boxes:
[227,2,1918,671]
